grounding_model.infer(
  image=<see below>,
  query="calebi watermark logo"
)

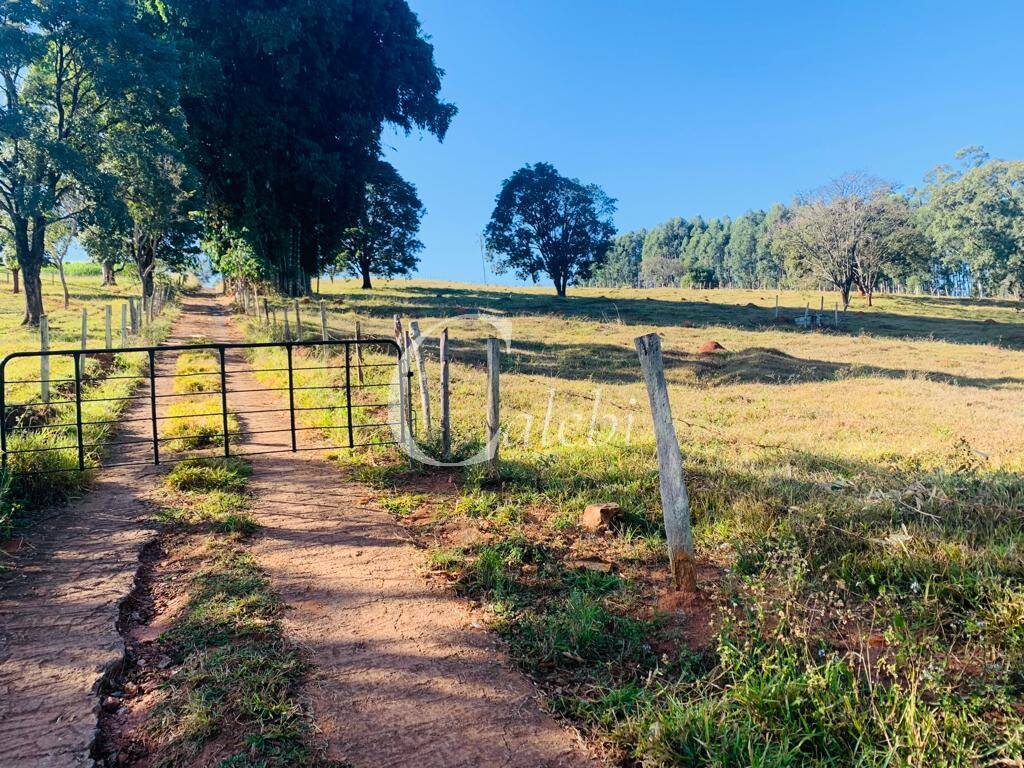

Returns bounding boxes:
[386,313,639,466]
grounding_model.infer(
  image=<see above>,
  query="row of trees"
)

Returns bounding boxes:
[583,148,1024,302]
[0,0,452,325]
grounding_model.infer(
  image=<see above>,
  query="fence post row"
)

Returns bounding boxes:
[409,320,431,437]
[440,327,450,459]
[39,315,50,404]
[486,337,500,473]
[634,332,696,593]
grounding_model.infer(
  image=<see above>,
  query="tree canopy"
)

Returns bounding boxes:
[336,160,424,289]
[484,162,616,297]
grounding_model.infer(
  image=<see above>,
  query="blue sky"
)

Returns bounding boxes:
[384,0,1024,284]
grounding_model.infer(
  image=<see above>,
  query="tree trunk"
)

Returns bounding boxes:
[866,289,873,307]
[58,261,70,309]
[21,261,43,327]
[101,261,117,286]
[361,268,373,289]
[11,267,19,294]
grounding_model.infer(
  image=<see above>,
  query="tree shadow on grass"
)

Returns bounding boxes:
[438,335,1024,390]
[340,284,1024,351]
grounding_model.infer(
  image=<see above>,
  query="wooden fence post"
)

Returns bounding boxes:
[283,305,291,341]
[319,300,328,343]
[408,320,431,437]
[774,294,779,319]
[355,321,364,384]
[104,305,112,349]
[121,304,128,347]
[40,315,50,404]
[271,306,278,337]
[486,338,500,473]
[263,298,270,326]
[440,327,450,458]
[293,299,302,341]
[634,332,696,593]
[393,315,404,349]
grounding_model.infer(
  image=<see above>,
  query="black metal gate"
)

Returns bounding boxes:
[0,338,410,476]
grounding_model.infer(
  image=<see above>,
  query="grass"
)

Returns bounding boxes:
[239,278,1024,766]
[110,456,333,766]
[0,272,180,538]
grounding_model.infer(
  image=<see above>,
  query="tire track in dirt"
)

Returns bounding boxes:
[0,309,196,768]
[188,294,596,768]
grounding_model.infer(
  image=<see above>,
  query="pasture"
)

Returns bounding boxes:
[267,279,1024,765]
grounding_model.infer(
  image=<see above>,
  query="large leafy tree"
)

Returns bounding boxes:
[336,160,423,289]
[82,121,200,306]
[161,0,456,296]
[0,0,178,324]
[921,148,1024,297]
[485,162,616,297]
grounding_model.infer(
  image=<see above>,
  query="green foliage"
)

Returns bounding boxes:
[162,0,456,295]
[336,160,424,289]
[485,162,617,296]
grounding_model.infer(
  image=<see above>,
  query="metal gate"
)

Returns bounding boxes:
[0,338,411,476]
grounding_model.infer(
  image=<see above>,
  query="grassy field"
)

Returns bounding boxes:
[243,279,1024,766]
[0,269,178,536]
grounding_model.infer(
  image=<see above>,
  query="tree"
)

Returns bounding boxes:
[772,173,890,308]
[589,229,645,288]
[641,218,690,286]
[162,0,456,296]
[336,160,424,289]
[484,163,616,297]
[854,195,930,305]
[0,0,178,325]
[47,215,77,309]
[81,115,200,310]
[921,148,1024,297]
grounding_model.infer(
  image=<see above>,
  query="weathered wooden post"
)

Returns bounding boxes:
[440,327,450,458]
[121,304,128,347]
[408,320,432,437]
[283,305,291,341]
[104,305,112,349]
[486,338,500,473]
[393,315,403,350]
[40,316,50,404]
[293,299,302,341]
[820,295,825,313]
[634,332,697,592]
[355,321,364,384]
[263,298,270,326]
[319,300,328,343]
[271,306,278,337]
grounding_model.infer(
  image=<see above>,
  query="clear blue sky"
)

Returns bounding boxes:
[384,0,1024,285]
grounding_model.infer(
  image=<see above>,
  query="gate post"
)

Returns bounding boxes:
[286,343,297,451]
[39,316,50,404]
[219,346,230,457]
